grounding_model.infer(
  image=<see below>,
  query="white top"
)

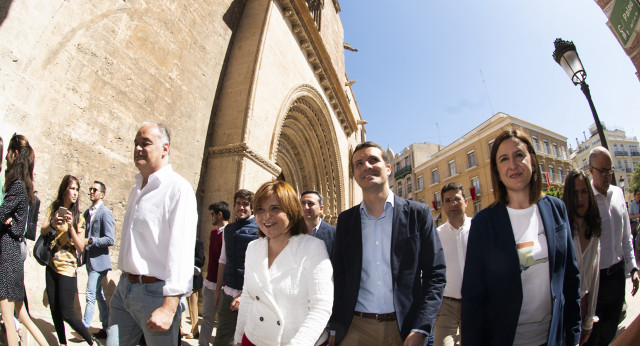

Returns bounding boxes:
[118,165,197,296]
[573,233,600,330]
[507,205,551,346]
[591,181,638,273]
[234,234,333,346]
[436,216,470,299]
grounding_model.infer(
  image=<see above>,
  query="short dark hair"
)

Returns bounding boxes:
[301,190,324,205]
[350,141,388,176]
[441,182,465,198]
[233,189,254,208]
[634,189,640,195]
[93,181,106,194]
[489,129,542,205]
[209,201,231,221]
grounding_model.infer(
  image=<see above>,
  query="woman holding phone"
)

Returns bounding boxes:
[0,134,47,345]
[41,175,99,345]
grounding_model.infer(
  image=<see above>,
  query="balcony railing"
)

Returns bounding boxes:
[627,168,633,173]
[614,150,629,156]
[394,165,412,179]
[631,151,640,157]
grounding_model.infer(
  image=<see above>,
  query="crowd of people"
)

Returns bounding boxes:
[1,124,639,346]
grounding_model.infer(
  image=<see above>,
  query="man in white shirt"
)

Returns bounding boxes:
[106,122,197,346]
[585,147,639,346]
[434,182,470,346]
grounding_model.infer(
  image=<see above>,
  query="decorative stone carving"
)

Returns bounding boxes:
[209,143,281,176]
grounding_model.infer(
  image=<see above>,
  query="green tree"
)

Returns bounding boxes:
[545,185,563,199]
[628,162,640,194]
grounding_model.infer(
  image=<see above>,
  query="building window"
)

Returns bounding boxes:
[553,143,559,157]
[432,169,439,184]
[539,163,544,174]
[543,140,549,154]
[488,139,495,153]
[557,167,563,182]
[398,187,403,196]
[434,192,441,208]
[448,160,456,177]
[474,201,481,215]
[405,156,410,167]
[566,168,570,178]
[549,165,554,182]
[418,176,424,190]
[561,146,567,159]
[532,136,540,152]
[396,162,401,172]
[467,150,477,168]
[471,176,481,195]
[408,182,413,193]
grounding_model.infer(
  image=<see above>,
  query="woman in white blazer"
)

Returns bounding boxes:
[234,181,333,346]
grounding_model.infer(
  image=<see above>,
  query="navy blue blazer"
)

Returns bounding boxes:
[330,195,446,344]
[461,196,581,346]
[314,219,335,257]
[83,204,115,272]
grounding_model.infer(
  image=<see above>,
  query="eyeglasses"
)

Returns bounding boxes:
[444,196,464,204]
[89,188,99,193]
[591,166,614,176]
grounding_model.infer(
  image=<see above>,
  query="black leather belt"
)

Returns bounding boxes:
[601,261,624,276]
[353,311,397,322]
[127,273,160,283]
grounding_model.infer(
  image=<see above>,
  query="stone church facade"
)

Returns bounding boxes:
[1,0,364,256]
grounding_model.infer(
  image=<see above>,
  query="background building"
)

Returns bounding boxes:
[413,112,573,226]
[388,142,440,201]
[571,124,640,200]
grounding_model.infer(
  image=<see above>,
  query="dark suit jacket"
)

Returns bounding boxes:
[315,219,336,257]
[83,203,115,272]
[193,239,205,291]
[331,195,446,344]
[461,196,581,346]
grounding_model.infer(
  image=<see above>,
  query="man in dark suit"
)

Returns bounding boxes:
[330,142,446,346]
[301,190,335,256]
[82,181,115,339]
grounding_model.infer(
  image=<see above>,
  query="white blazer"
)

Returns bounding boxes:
[234,234,333,345]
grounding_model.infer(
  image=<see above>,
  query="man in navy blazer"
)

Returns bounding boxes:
[330,142,446,346]
[82,181,115,339]
[301,190,336,256]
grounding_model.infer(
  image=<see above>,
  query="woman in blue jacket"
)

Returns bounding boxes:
[461,129,581,346]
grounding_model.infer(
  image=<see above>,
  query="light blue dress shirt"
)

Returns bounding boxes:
[355,192,395,314]
[631,200,640,222]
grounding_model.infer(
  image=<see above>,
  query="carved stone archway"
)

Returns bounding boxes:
[270,85,343,224]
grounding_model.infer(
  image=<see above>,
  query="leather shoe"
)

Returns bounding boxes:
[93,329,108,339]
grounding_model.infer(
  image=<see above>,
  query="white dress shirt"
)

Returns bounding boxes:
[118,164,198,296]
[591,181,638,273]
[437,216,470,299]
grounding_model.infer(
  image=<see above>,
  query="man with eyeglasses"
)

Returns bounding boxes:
[434,182,470,346]
[213,189,258,346]
[585,147,639,346]
[82,181,115,340]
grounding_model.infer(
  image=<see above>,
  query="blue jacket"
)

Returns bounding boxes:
[314,219,336,257]
[330,195,446,344]
[223,217,258,290]
[461,196,581,346]
[83,203,115,272]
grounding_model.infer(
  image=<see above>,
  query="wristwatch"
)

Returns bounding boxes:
[87,238,93,245]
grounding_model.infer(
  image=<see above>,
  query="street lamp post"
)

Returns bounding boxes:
[552,38,616,185]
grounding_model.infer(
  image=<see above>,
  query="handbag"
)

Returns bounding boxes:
[33,232,53,266]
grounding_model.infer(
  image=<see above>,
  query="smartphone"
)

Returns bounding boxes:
[57,207,68,218]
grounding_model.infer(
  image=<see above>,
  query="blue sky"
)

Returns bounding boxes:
[339,1,639,154]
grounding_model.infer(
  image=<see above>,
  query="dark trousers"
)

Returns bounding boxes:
[46,266,93,345]
[584,261,626,346]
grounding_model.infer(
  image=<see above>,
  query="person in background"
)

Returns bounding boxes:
[82,180,115,340]
[461,129,581,345]
[41,174,100,345]
[0,133,47,346]
[199,201,230,346]
[1,136,4,204]
[300,190,335,256]
[233,180,333,345]
[182,238,205,339]
[434,182,470,346]
[563,169,602,345]
[584,147,639,346]
[629,189,640,260]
